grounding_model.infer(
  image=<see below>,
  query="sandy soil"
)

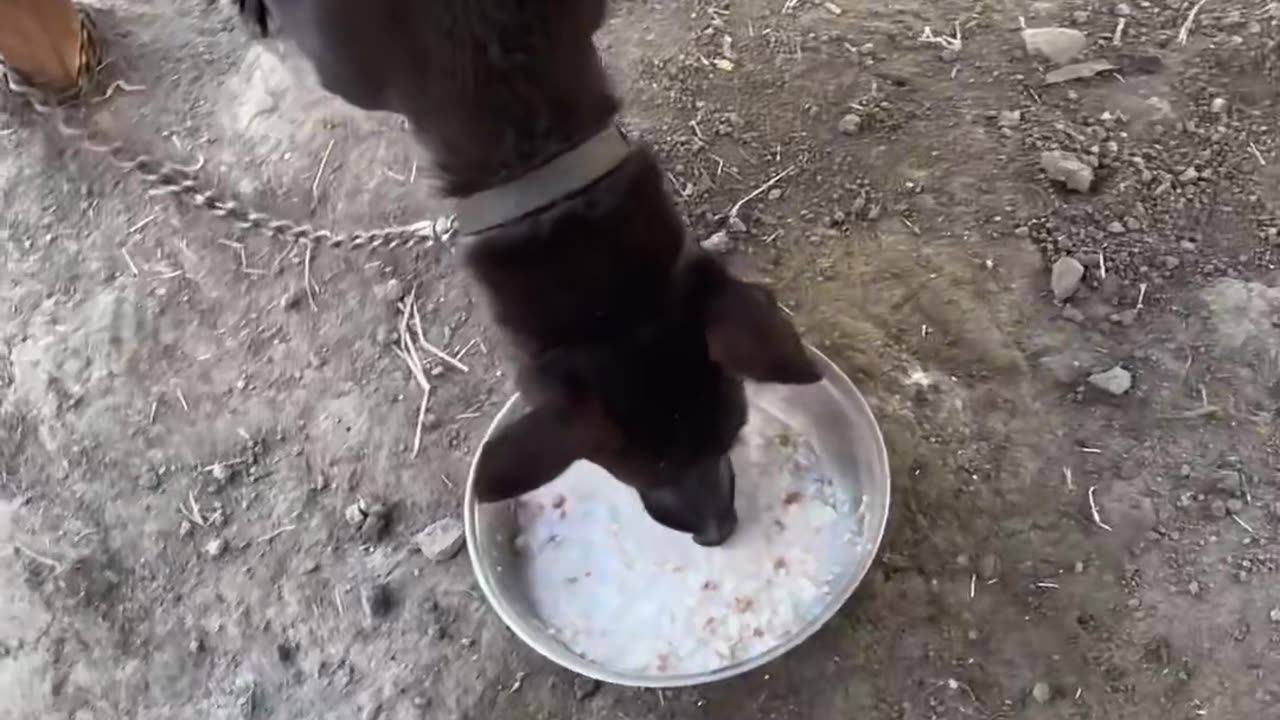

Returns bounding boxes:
[2,0,1278,718]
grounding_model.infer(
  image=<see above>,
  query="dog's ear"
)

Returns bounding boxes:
[472,404,587,503]
[703,273,823,385]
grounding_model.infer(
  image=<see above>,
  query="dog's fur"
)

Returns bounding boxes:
[237,0,820,545]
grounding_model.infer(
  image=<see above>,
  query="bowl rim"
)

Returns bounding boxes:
[464,345,891,688]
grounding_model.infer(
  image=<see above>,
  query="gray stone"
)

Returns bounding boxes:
[1032,681,1052,704]
[997,110,1022,127]
[838,113,863,135]
[1040,151,1094,192]
[1022,28,1088,65]
[1088,366,1132,395]
[701,231,733,254]
[1051,256,1086,301]
[415,517,466,562]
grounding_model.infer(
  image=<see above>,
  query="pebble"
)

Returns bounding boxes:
[1040,151,1094,192]
[1161,256,1181,270]
[767,188,784,201]
[380,279,408,304]
[1022,28,1088,65]
[1209,97,1228,113]
[1106,221,1126,234]
[1050,256,1086,301]
[1178,167,1200,183]
[1226,498,1245,515]
[1180,464,1192,478]
[1032,681,1052,704]
[1189,580,1201,596]
[1270,608,1280,623]
[573,677,603,701]
[1087,366,1132,395]
[1210,499,1228,518]
[838,113,863,135]
[414,517,466,562]
[344,502,368,526]
[997,110,1022,128]
[1114,2,1132,16]
[203,537,227,559]
[701,230,733,254]
[281,287,305,311]
[1109,309,1138,326]
[1061,306,1086,323]
[728,215,748,234]
[359,503,392,544]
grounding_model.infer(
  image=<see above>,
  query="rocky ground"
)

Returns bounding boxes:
[2,0,1278,718]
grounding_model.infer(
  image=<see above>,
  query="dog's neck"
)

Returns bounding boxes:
[394,29,619,198]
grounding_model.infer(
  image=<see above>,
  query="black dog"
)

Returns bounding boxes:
[235,0,820,546]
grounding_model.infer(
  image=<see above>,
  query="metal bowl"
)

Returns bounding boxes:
[464,346,890,688]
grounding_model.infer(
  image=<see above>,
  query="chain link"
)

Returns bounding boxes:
[0,16,455,252]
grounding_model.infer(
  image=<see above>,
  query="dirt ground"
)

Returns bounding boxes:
[2,0,1279,718]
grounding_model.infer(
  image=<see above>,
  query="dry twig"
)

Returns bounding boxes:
[1178,0,1211,45]
[1088,485,1113,531]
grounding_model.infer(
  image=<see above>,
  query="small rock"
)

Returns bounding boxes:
[573,676,602,701]
[1109,309,1138,326]
[767,188,784,201]
[1178,167,1200,183]
[1209,97,1228,113]
[359,503,392,544]
[203,537,227,559]
[1040,151,1094,192]
[1269,608,1280,623]
[178,520,193,538]
[1088,366,1132,395]
[1180,464,1192,478]
[1050,256,1086,302]
[414,518,466,562]
[1044,60,1118,85]
[1114,2,1132,16]
[1032,681,1052,704]
[1226,498,1245,515]
[1106,221,1126,234]
[362,582,394,621]
[1189,580,1201,595]
[997,110,1022,128]
[1161,256,1181,270]
[1209,499,1228,518]
[380,279,407,303]
[727,215,748,234]
[344,502,368,526]
[838,113,863,135]
[939,47,959,63]
[1073,561,1085,574]
[701,231,733,254]
[1022,27,1088,65]
[281,287,305,311]
[1062,306,1086,323]
[977,553,1000,580]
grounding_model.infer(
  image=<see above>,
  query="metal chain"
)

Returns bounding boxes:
[0,25,455,252]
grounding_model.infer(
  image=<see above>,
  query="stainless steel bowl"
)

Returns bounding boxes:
[464,346,890,687]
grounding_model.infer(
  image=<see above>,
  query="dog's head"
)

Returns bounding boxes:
[472,254,820,545]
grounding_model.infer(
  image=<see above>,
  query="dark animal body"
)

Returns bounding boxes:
[235,0,821,546]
